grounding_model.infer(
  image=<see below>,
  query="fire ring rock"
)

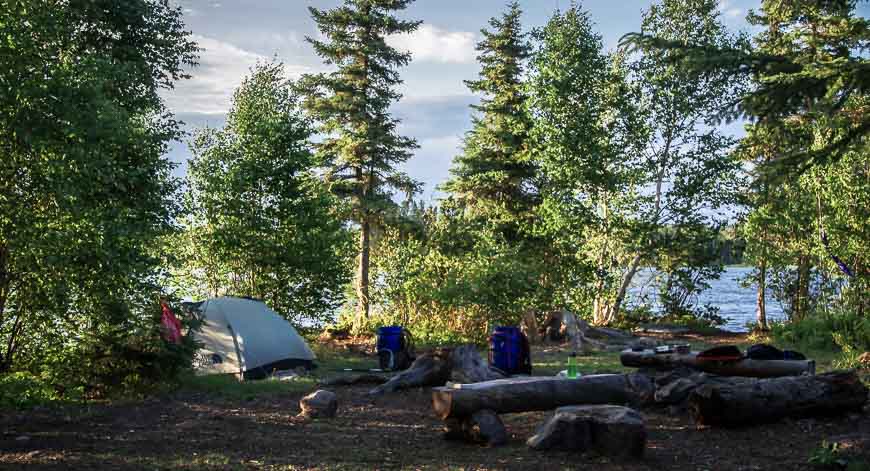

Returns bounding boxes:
[527,405,646,459]
[299,390,338,418]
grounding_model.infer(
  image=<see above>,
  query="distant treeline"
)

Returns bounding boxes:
[710,227,746,266]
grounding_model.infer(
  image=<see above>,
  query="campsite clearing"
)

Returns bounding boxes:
[1,334,868,470]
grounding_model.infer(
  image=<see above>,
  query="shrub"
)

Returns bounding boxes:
[17,299,201,401]
[0,372,63,409]
[771,309,870,365]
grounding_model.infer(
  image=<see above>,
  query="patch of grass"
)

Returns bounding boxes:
[178,374,316,400]
[311,343,379,371]
[808,440,870,471]
[532,349,629,376]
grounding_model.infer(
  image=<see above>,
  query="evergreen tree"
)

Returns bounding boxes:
[442,1,536,233]
[736,1,870,323]
[623,0,870,172]
[299,0,421,329]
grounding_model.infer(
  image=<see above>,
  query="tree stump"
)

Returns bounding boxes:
[444,409,507,446]
[449,345,506,384]
[369,349,452,396]
[527,405,646,459]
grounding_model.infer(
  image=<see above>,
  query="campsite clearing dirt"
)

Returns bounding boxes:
[2,383,869,470]
[2,335,869,470]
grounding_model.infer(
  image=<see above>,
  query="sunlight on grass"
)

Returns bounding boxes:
[532,350,629,376]
[311,343,379,371]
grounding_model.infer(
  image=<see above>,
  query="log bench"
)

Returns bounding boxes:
[432,374,655,420]
[432,374,655,447]
[432,370,868,446]
[620,348,816,378]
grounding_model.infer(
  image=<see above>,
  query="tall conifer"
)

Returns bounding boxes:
[300,0,421,328]
[442,1,536,235]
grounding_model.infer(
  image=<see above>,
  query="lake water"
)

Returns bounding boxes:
[627,266,786,332]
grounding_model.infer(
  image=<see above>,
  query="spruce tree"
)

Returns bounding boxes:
[442,1,536,234]
[737,0,870,322]
[623,0,870,171]
[300,0,420,329]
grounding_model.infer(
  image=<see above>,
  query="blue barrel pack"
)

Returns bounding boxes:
[376,326,414,371]
[377,326,404,354]
[488,326,532,375]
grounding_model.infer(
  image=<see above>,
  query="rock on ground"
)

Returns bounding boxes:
[527,405,646,459]
[444,409,507,447]
[298,390,338,418]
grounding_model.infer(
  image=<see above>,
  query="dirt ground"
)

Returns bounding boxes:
[2,335,869,470]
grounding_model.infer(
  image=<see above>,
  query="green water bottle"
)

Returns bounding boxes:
[567,352,578,379]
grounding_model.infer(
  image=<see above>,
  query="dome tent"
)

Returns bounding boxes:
[186,296,316,380]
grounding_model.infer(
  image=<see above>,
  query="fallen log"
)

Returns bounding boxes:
[688,370,868,426]
[588,327,636,344]
[620,349,815,378]
[432,374,655,420]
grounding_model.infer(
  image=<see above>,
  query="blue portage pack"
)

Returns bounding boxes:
[488,326,532,375]
[376,326,414,371]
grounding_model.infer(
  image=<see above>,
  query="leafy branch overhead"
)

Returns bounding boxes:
[621,0,870,172]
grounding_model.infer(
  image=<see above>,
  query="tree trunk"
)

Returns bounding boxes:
[0,242,14,372]
[0,243,7,324]
[793,255,812,321]
[432,374,655,420]
[688,371,868,426]
[521,309,539,344]
[356,216,371,331]
[601,253,643,325]
[620,349,815,378]
[756,258,768,331]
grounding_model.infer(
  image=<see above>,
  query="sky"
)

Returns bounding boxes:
[161,0,764,202]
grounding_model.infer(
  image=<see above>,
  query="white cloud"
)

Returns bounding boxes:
[718,0,743,19]
[162,35,311,115]
[387,25,477,64]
